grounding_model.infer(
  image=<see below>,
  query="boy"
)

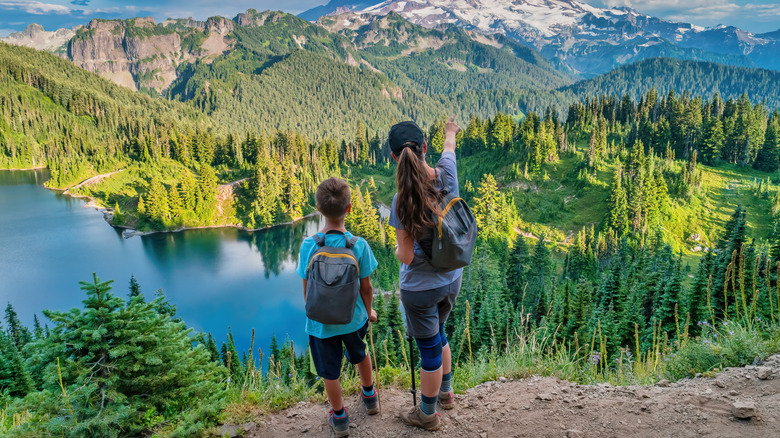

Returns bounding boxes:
[297,177,379,437]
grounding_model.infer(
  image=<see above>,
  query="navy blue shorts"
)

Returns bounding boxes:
[309,322,368,380]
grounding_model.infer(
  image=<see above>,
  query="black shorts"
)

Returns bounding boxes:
[309,322,368,380]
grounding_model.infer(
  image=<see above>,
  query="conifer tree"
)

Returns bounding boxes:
[128,274,142,298]
[32,314,44,339]
[606,162,629,236]
[23,274,225,436]
[0,329,34,397]
[206,333,220,363]
[4,303,30,349]
[754,120,779,172]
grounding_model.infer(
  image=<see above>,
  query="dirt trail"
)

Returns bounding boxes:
[224,355,780,437]
[64,169,124,193]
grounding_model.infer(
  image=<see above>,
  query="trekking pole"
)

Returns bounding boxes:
[408,335,417,406]
[369,322,382,413]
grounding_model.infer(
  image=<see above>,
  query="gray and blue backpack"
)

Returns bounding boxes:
[420,171,478,272]
[305,231,360,325]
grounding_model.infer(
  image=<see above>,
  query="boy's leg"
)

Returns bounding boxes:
[309,335,347,411]
[343,323,379,414]
[355,355,373,388]
[324,378,344,412]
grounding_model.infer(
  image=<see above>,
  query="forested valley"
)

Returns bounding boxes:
[0,9,780,436]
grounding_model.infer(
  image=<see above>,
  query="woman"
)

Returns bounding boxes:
[388,116,462,430]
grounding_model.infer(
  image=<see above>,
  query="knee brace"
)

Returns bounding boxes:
[415,335,443,372]
[439,324,448,348]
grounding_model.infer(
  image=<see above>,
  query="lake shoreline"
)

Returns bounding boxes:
[2,166,47,171]
[4,167,322,238]
[117,211,321,238]
[39,173,320,238]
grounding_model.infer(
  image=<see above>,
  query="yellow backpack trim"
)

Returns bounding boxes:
[438,197,463,239]
[307,252,360,277]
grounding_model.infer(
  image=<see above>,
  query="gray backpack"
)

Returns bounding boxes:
[428,172,478,272]
[305,232,360,325]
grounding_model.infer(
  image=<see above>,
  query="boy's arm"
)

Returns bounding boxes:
[302,279,307,302]
[360,277,377,322]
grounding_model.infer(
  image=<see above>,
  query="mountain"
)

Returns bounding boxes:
[0,23,78,55]
[53,9,569,139]
[300,0,780,76]
[561,57,780,109]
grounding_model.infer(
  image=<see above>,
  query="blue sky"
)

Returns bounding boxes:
[1,0,779,37]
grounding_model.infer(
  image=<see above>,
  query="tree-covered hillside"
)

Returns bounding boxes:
[0,42,211,185]
[163,11,572,139]
[562,58,780,109]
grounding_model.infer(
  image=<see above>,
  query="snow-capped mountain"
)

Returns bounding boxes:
[0,23,79,55]
[301,0,779,76]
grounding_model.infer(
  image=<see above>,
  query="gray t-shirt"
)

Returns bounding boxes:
[389,151,463,291]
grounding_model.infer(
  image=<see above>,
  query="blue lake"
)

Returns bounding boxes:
[0,169,322,357]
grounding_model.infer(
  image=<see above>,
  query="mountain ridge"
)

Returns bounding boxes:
[300,0,780,76]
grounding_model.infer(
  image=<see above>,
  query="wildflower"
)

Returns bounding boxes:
[288,373,292,378]
[589,353,601,365]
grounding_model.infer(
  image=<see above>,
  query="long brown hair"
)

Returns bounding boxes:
[396,142,441,242]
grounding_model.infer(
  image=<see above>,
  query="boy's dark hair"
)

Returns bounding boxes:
[316,177,351,218]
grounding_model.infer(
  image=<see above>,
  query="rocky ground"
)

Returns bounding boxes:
[222,354,780,437]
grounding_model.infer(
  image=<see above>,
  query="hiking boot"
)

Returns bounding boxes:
[328,407,350,437]
[399,405,441,430]
[438,390,455,410]
[362,390,380,415]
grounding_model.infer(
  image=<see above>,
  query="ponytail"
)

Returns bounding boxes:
[396,143,441,242]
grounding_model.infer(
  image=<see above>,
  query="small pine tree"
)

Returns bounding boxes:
[128,274,142,298]
[20,274,226,436]
[206,333,220,363]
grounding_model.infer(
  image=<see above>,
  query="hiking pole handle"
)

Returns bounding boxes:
[408,335,417,406]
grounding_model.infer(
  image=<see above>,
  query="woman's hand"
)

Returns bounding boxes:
[444,114,460,153]
[445,114,461,136]
[369,308,378,323]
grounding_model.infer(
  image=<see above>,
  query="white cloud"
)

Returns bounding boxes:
[0,1,72,15]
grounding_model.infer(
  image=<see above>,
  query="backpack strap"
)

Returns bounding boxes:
[312,233,325,247]
[321,230,357,249]
[438,166,451,197]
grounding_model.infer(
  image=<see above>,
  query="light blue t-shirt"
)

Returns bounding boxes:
[297,231,378,339]
[388,151,463,291]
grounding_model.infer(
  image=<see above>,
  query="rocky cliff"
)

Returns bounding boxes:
[67,16,233,93]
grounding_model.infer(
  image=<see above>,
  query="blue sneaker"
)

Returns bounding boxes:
[328,407,349,437]
[362,390,379,415]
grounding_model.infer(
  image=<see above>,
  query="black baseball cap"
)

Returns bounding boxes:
[389,121,425,156]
